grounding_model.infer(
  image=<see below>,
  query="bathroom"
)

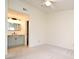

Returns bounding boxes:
[7,8,29,52]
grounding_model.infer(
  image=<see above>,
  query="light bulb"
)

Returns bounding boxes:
[45,1,52,6]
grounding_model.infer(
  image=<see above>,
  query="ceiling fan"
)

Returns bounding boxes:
[41,0,62,8]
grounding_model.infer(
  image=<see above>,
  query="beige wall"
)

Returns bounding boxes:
[8,0,47,47]
[8,9,29,35]
[46,10,74,50]
[8,0,74,50]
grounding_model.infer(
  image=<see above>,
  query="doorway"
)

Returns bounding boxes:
[7,9,30,57]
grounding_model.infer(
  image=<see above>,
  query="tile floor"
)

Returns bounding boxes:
[6,44,74,59]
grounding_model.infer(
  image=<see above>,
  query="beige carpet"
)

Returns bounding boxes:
[6,44,74,59]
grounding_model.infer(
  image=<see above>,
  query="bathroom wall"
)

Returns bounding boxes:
[8,9,29,35]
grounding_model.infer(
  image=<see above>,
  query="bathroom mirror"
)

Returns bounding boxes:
[8,22,21,31]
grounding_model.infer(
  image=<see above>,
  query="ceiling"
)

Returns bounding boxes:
[21,0,74,13]
[9,0,74,13]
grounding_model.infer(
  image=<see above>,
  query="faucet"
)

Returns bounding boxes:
[12,32,17,40]
[12,32,16,36]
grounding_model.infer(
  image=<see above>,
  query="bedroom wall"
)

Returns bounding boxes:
[8,0,46,47]
[8,0,74,50]
[46,10,74,50]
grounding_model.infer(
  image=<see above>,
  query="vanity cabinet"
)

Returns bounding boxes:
[8,35,25,48]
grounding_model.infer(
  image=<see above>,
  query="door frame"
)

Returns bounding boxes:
[26,21,29,47]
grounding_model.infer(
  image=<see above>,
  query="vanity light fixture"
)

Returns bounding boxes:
[8,17,21,24]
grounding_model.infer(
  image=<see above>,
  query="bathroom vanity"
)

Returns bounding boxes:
[8,35,25,48]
